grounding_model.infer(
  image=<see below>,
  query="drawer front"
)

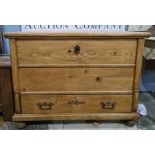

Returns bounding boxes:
[19,68,134,92]
[21,95,132,114]
[17,39,137,65]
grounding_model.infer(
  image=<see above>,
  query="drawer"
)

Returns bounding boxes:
[16,39,137,66]
[19,67,134,92]
[21,94,133,114]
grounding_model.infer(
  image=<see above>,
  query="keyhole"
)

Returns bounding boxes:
[74,45,80,55]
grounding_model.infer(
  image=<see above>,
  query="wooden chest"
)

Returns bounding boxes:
[5,32,150,126]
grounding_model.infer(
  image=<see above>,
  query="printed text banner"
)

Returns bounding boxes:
[21,25,128,32]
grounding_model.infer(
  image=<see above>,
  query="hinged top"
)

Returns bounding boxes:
[5,32,150,39]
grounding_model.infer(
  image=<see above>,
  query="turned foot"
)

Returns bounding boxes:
[125,120,135,127]
[14,122,27,129]
[86,120,102,126]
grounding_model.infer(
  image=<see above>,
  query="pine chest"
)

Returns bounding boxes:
[5,32,150,127]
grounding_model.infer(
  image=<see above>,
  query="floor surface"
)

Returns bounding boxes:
[0,93,155,130]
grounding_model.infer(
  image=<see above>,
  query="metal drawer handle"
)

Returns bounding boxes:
[68,100,85,105]
[37,102,54,110]
[100,101,117,109]
[74,45,80,55]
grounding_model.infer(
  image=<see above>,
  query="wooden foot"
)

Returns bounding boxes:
[93,121,101,126]
[125,120,135,127]
[86,120,102,126]
[14,122,27,129]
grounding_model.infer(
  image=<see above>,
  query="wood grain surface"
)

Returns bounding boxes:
[16,39,137,65]
[5,32,150,38]
[19,67,135,92]
[6,32,149,122]
[10,39,19,92]
[133,39,145,111]
[21,94,132,114]
[12,113,140,121]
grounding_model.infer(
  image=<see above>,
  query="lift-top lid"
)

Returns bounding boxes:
[5,32,150,39]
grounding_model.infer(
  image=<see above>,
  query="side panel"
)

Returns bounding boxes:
[133,39,145,111]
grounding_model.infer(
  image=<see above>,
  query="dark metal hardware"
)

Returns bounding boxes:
[100,101,116,109]
[74,45,80,55]
[68,100,85,105]
[37,102,54,110]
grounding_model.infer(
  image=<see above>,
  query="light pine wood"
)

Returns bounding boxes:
[19,67,134,92]
[14,93,21,114]
[5,32,149,124]
[16,39,137,65]
[5,32,150,38]
[18,64,135,68]
[12,113,140,121]
[125,120,136,127]
[21,94,132,114]
[9,39,19,92]
[20,91,134,95]
[133,39,145,111]
[14,122,27,129]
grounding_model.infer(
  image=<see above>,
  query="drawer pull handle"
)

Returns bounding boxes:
[68,100,85,105]
[74,45,80,55]
[37,102,54,110]
[100,101,116,109]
